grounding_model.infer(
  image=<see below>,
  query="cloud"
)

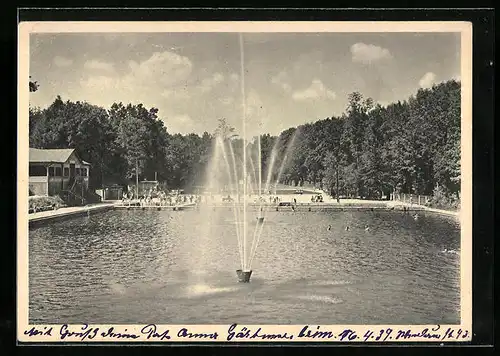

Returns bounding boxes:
[80,75,117,90]
[76,50,196,120]
[170,114,193,125]
[351,43,393,64]
[53,56,73,67]
[165,114,198,134]
[419,72,436,88]
[246,90,265,120]
[219,97,234,105]
[271,71,292,93]
[199,72,224,93]
[162,72,226,100]
[161,89,191,100]
[84,59,115,72]
[243,90,276,138]
[124,51,193,88]
[292,79,336,101]
[78,74,148,109]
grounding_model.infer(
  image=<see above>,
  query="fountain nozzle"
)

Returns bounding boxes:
[236,269,252,283]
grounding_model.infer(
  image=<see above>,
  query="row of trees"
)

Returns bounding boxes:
[29,79,461,201]
[277,80,461,200]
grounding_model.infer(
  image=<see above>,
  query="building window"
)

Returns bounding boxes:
[76,168,81,176]
[29,165,47,176]
[64,167,69,177]
[55,167,62,176]
[48,167,55,177]
[81,168,87,177]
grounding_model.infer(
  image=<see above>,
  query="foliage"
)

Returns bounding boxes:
[29,80,461,203]
[425,184,460,211]
[29,195,66,210]
[29,76,39,92]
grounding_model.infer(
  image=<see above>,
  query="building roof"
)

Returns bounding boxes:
[29,148,91,165]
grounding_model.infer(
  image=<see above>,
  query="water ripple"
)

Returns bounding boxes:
[29,209,460,324]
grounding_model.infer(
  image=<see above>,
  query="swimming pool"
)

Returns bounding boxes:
[29,208,460,325]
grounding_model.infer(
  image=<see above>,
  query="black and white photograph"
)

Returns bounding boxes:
[18,21,472,342]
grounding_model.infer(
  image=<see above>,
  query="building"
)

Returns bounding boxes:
[29,148,91,197]
[96,184,124,201]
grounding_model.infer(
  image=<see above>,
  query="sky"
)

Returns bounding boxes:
[29,32,461,137]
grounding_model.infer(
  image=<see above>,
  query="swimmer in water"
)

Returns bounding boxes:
[345,226,349,231]
[364,226,370,231]
[327,225,332,231]
[413,213,419,220]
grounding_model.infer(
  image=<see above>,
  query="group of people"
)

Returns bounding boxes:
[311,194,324,203]
[219,194,283,204]
[121,187,329,207]
[122,188,202,207]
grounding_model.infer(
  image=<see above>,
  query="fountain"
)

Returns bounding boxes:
[239,33,250,281]
[202,33,299,283]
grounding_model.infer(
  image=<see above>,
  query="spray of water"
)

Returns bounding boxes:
[227,140,243,240]
[246,150,258,195]
[258,135,262,196]
[263,137,281,194]
[248,130,299,269]
[275,128,300,188]
[249,140,281,269]
[217,137,244,268]
[239,32,250,271]
[201,33,301,274]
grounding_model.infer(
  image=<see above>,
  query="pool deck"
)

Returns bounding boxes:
[114,202,197,211]
[386,200,459,218]
[27,196,459,227]
[28,202,116,227]
[114,199,459,217]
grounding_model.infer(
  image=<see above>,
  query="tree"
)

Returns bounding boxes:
[28,79,460,204]
[214,118,237,140]
[110,103,170,184]
[30,96,123,188]
[339,92,372,197]
[29,76,39,92]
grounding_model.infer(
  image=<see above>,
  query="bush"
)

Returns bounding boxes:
[425,185,460,211]
[29,195,66,211]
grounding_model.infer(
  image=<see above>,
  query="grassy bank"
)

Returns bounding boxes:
[424,188,460,211]
[29,195,67,212]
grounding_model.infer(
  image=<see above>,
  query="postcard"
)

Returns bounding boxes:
[18,20,472,343]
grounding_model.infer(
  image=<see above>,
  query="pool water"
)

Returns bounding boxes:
[29,208,460,324]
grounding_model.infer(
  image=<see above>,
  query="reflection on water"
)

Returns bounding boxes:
[29,209,460,324]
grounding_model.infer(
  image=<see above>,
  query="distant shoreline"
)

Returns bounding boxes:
[28,197,459,228]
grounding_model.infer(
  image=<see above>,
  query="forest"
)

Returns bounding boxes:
[29,79,461,208]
